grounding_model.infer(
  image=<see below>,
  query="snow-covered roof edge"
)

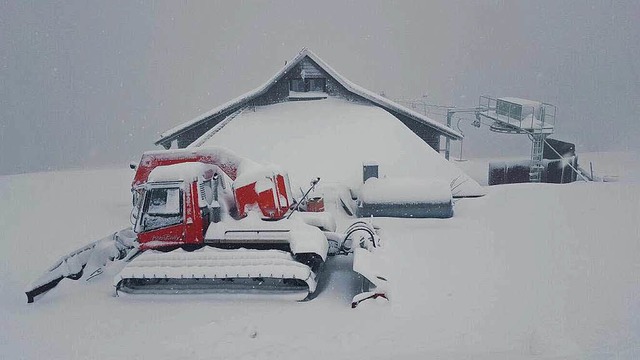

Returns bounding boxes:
[156,48,462,145]
[156,51,307,144]
[301,49,461,139]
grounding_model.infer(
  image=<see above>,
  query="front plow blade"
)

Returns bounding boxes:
[25,228,135,303]
[351,247,389,308]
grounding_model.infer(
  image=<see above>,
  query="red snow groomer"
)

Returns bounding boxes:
[26,147,388,307]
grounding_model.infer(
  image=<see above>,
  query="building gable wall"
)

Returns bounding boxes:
[252,57,367,106]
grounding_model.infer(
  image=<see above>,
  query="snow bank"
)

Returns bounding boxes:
[579,152,640,183]
[202,97,484,197]
[4,153,640,359]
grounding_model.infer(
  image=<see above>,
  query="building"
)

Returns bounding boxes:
[155,48,483,198]
[155,48,461,152]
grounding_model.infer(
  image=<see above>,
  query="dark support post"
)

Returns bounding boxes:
[445,109,453,160]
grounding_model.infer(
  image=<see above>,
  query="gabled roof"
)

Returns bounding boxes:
[155,48,462,146]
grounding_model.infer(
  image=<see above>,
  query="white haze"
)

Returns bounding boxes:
[1,1,639,175]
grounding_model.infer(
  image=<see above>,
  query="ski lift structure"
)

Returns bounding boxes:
[475,96,557,182]
[396,95,567,183]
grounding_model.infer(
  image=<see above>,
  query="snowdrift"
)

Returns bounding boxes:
[4,163,640,359]
[201,98,484,197]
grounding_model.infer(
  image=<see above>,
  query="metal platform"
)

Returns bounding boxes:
[478,96,557,182]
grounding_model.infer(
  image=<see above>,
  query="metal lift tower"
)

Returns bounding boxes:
[476,96,557,182]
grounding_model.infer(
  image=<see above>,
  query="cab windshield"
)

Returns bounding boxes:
[140,187,183,232]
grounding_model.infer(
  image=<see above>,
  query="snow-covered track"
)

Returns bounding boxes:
[114,247,317,300]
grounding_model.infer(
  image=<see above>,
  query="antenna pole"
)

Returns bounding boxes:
[445,109,453,160]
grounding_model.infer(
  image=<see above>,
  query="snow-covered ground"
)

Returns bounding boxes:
[456,152,640,186]
[1,152,639,359]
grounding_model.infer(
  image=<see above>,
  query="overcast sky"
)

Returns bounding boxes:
[1,1,639,175]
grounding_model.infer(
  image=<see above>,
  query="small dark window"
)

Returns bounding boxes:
[309,78,326,92]
[289,78,326,92]
[290,79,305,92]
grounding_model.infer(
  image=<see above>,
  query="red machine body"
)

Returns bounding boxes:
[131,148,293,250]
[233,173,291,219]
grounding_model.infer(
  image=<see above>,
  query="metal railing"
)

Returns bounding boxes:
[478,95,556,134]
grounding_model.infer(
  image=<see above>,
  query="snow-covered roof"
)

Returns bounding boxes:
[498,97,542,108]
[201,97,484,198]
[360,177,452,204]
[148,162,211,183]
[156,48,462,146]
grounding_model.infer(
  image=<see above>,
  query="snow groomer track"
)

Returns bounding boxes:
[115,247,316,300]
